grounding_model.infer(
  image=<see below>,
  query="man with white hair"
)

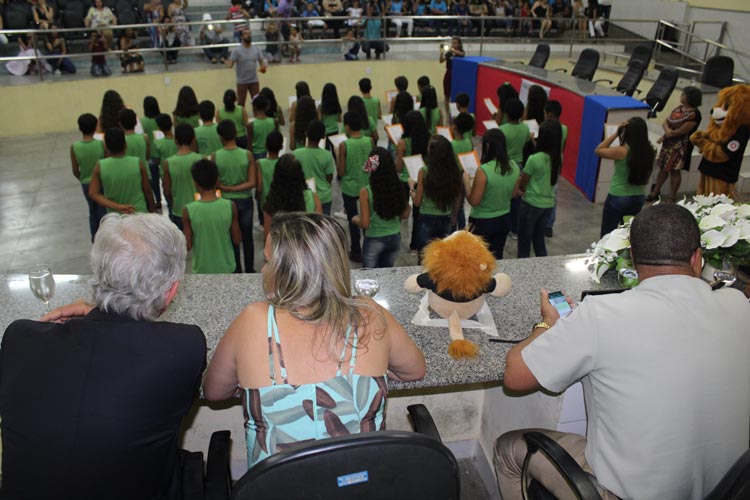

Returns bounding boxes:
[0,214,207,500]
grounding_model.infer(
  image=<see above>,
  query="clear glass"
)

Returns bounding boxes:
[28,265,55,313]
[617,268,639,289]
[713,261,737,286]
[354,279,380,298]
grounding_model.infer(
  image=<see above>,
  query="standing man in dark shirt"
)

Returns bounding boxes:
[0,213,207,500]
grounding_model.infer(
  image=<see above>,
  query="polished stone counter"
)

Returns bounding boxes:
[0,255,617,391]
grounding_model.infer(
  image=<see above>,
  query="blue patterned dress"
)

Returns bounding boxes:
[241,305,388,467]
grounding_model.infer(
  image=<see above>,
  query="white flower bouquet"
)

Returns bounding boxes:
[586,194,750,283]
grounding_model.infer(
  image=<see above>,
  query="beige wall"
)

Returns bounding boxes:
[0,60,446,138]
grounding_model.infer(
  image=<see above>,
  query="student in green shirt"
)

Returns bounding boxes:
[544,100,569,237]
[463,129,520,260]
[451,112,474,157]
[195,100,222,156]
[419,85,443,136]
[172,85,201,128]
[514,120,562,258]
[359,77,382,126]
[595,117,655,237]
[183,159,241,274]
[151,114,178,210]
[71,113,106,240]
[247,94,278,160]
[353,148,409,268]
[141,96,161,146]
[163,124,203,230]
[89,128,155,215]
[347,95,379,143]
[293,120,335,215]
[455,92,474,139]
[262,154,322,240]
[499,98,531,239]
[319,83,343,152]
[337,112,375,262]
[255,131,283,226]
[212,119,257,273]
[217,89,249,150]
[120,109,150,174]
[396,110,430,252]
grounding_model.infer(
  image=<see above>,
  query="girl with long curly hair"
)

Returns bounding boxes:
[291,95,318,149]
[173,85,200,128]
[419,85,442,135]
[98,89,125,132]
[262,154,322,238]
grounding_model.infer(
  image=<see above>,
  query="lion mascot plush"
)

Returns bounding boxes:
[404,231,512,359]
[690,84,750,197]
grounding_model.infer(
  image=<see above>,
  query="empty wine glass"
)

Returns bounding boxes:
[713,261,737,287]
[354,279,379,298]
[28,265,56,313]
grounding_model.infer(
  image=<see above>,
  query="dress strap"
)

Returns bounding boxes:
[348,329,358,375]
[336,325,354,377]
[267,305,290,385]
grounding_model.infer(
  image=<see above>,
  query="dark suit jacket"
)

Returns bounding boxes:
[0,308,207,500]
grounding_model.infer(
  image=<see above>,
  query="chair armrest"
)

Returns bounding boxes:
[407,404,443,442]
[522,432,602,500]
[553,68,568,73]
[205,430,232,500]
[592,78,612,85]
[633,89,642,95]
[180,450,206,500]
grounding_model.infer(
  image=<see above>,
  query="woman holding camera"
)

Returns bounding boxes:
[439,36,464,120]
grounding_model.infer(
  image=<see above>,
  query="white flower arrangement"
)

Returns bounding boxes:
[586,194,750,283]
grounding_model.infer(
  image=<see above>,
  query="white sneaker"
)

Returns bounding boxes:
[54,69,61,75]
[333,210,347,220]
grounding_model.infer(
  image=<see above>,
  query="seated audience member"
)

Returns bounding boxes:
[89,31,111,77]
[45,28,76,75]
[203,212,426,467]
[494,203,750,500]
[118,28,145,73]
[200,13,229,63]
[0,213,207,500]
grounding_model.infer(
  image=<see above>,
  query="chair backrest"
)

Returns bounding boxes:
[116,4,137,25]
[230,431,460,500]
[644,66,679,116]
[702,55,735,89]
[616,60,646,96]
[5,5,32,30]
[628,44,653,70]
[704,449,750,500]
[571,49,600,81]
[61,1,86,29]
[529,43,550,69]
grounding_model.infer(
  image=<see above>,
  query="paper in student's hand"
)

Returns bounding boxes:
[413,97,420,111]
[403,155,425,181]
[524,119,540,139]
[449,102,459,118]
[385,124,404,144]
[94,133,104,141]
[306,177,317,192]
[328,133,347,153]
[153,130,165,140]
[288,95,297,108]
[605,124,621,146]
[484,97,498,115]
[436,126,453,141]
[383,114,393,126]
[385,89,399,104]
[318,138,326,149]
[458,151,481,178]
[482,120,499,131]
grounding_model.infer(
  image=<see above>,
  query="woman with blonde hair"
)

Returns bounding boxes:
[203,212,426,467]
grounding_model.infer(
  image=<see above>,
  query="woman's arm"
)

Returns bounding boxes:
[594,130,628,160]
[513,172,530,198]
[182,207,193,251]
[466,167,487,206]
[230,202,242,245]
[411,167,425,207]
[380,302,426,381]
[313,193,323,214]
[395,139,406,173]
[203,313,242,401]
[336,142,347,178]
[357,187,370,229]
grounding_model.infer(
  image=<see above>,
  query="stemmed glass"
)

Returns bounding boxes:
[28,265,56,313]
[713,261,737,287]
[355,279,380,297]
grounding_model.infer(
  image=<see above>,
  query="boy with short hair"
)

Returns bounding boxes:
[247,94,278,160]
[163,124,203,230]
[89,128,155,214]
[451,112,474,156]
[195,100,222,156]
[498,98,530,166]
[417,75,430,94]
[338,112,374,262]
[183,159,241,274]
[293,120,335,215]
[389,75,409,113]
[455,92,474,138]
[359,77,382,125]
[120,109,150,172]
[256,130,283,223]
[71,113,106,241]
[150,113,178,210]
[544,99,567,237]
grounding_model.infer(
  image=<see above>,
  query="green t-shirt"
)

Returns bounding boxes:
[365,185,401,238]
[195,124,222,156]
[293,146,335,204]
[73,139,105,184]
[451,137,473,157]
[399,137,413,183]
[258,157,278,204]
[420,107,441,135]
[341,135,372,197]
[174,114,201,128]
[419,165,452,216]
[99,156,147,213]
[166,152,202,217]
[186,198,236,274]
[250,117,276,155]
[470,160,520,219]
[322,113,340,136]
[499,122,530,165]
[304,189,316,213]
[561,123,568,151]
[141,116,158,144]
[361,116,378,139]
[219,107,247,138]
[522,152,555,209]
[215,147,251,199]
[125,133,149,178]
[151,137,178,164]
[609,149,646,197]
[363,96,381,125]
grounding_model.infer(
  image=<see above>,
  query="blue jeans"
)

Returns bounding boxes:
[600,194,645,237]
[415,213,452,262]
[469,214,511,260]
[547,185,558,230]
[343,193,361,257]
[233,197,255,272]
[90,63,111,76]
[81,183,105,242]
[517,200,552,258]
[169,213,184,231]
[148,159,162,205]
[50,57,76,73]
[510,196,521,235]
[203,43,229,61]
[363,233,401,268]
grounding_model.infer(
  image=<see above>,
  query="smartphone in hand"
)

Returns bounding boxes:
[549,291,573,318]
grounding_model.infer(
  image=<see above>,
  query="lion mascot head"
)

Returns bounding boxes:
[691,84,750,164]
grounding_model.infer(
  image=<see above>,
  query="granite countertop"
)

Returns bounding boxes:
[0,255,617,391]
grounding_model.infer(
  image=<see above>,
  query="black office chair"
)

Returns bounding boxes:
[116,1,138,26]
[701,55,735,89]
[594,60,646,97]
[642,66,679,118]
[528,43,551,69]
[61,1,87,37]
[521,432,603,500]
[704,449,750,500]
[627,44,653,71]
[4,4,32,31]
[556,49,600,81]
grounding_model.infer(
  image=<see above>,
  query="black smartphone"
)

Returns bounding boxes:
[549,291,573,318]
